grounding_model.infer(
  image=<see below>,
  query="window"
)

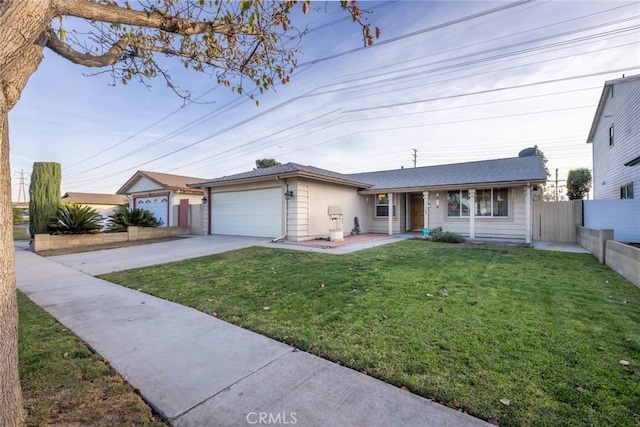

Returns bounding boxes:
[447,188,509,217]
[621,183,634,199]
[447,190,470,217]
[609,124,614,146]
[375,194,396,217]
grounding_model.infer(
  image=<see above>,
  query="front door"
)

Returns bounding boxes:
[411,194,424,231]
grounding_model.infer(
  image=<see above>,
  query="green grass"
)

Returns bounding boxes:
[13,229,30,240]
[101,241,640,426]
[18,292,165,426]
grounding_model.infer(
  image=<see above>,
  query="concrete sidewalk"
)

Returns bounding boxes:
[17,248,489,426]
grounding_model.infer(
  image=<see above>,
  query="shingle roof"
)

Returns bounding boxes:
[191,163,371,188]
[61,192,128,205]
[346,156,548,191]
[118,170,205,194]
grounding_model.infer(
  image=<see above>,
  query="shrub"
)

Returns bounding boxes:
[107,204,164,232]
[29,162,61,237]
[49,203,103,234]
[12,207,24,224]
[428,227,465,243]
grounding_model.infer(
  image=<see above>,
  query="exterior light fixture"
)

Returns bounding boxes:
[284,190,294,201]
[201,195,208,203]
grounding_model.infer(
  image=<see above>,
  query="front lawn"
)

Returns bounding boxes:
[101,241,640,426]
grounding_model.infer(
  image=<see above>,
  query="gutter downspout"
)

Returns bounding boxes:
[272,176,288,242]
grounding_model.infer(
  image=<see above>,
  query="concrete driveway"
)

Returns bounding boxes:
[47,235,267,275]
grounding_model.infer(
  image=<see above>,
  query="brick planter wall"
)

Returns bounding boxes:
[33,226,190,252]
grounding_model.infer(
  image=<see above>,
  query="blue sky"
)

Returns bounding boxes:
[9,0,640,200]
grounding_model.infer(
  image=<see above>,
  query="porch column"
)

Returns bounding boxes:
[388,193,394,235]
[423,191,429,230]
[525,183,532,244]
[469,189,476,239]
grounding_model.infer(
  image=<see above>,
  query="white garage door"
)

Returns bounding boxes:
[135,196,169,227]
[212,188,282,237]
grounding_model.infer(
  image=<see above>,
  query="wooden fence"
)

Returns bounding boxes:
[532,200,580,243]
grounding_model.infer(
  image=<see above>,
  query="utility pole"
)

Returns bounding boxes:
[555,168,559,202]
[412,149,417,168]
[16,169,27,203]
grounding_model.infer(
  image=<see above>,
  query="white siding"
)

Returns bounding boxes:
[368,193,407,234]
[592,78,640,199]
[428,187,526,239]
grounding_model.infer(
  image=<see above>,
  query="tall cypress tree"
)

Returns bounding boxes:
[28,162,61,237]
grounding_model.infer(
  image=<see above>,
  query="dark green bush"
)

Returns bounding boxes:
[29,162,61,237]
[49,203,103,234]
[107,204,164,232]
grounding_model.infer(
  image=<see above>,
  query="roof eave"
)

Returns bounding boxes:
[357,178,548,194]
[586,84,611,144]
[190,171,371,189]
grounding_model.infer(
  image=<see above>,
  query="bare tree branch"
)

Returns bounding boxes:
[52,0,257,36]
[43,27,129,67]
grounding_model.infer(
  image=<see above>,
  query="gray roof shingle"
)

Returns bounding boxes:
[192,156,547,190]
[346,156,547,190]
[192,163,371,187]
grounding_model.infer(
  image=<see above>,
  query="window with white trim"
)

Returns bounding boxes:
[621,183,633,199]
[447,188,509,217]
[375,194,396,217]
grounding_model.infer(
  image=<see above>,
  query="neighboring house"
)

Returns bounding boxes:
[587,73,640,199]
[60,192,129,221]
[190,155,547,243]
[117,171,204,227]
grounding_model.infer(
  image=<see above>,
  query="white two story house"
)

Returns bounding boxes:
[587,74,640,199]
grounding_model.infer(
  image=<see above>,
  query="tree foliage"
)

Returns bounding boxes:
[107,204,164,232]
[566,168,592,200]
[40,0,377,103]
[28,162,61,237]
[531,145,552,201]
[49,203,103,234]
[255,158,281,169]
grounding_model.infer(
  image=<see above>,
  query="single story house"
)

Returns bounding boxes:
[60,192,129,219]
[190,154,547,243]
[117,170,204,227]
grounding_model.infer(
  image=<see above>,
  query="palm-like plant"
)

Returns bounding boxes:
[107,204,164,232]
[49,203,103,234]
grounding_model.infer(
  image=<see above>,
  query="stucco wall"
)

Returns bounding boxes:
[605,241,640,288]
[286,179,367,240]
[427,186,526,239]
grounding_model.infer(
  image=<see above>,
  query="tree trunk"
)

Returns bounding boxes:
[0,1,52,425]
[0,90,22,427]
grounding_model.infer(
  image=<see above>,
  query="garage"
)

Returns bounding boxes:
[211,188,282,237]
[135,195,169,227]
